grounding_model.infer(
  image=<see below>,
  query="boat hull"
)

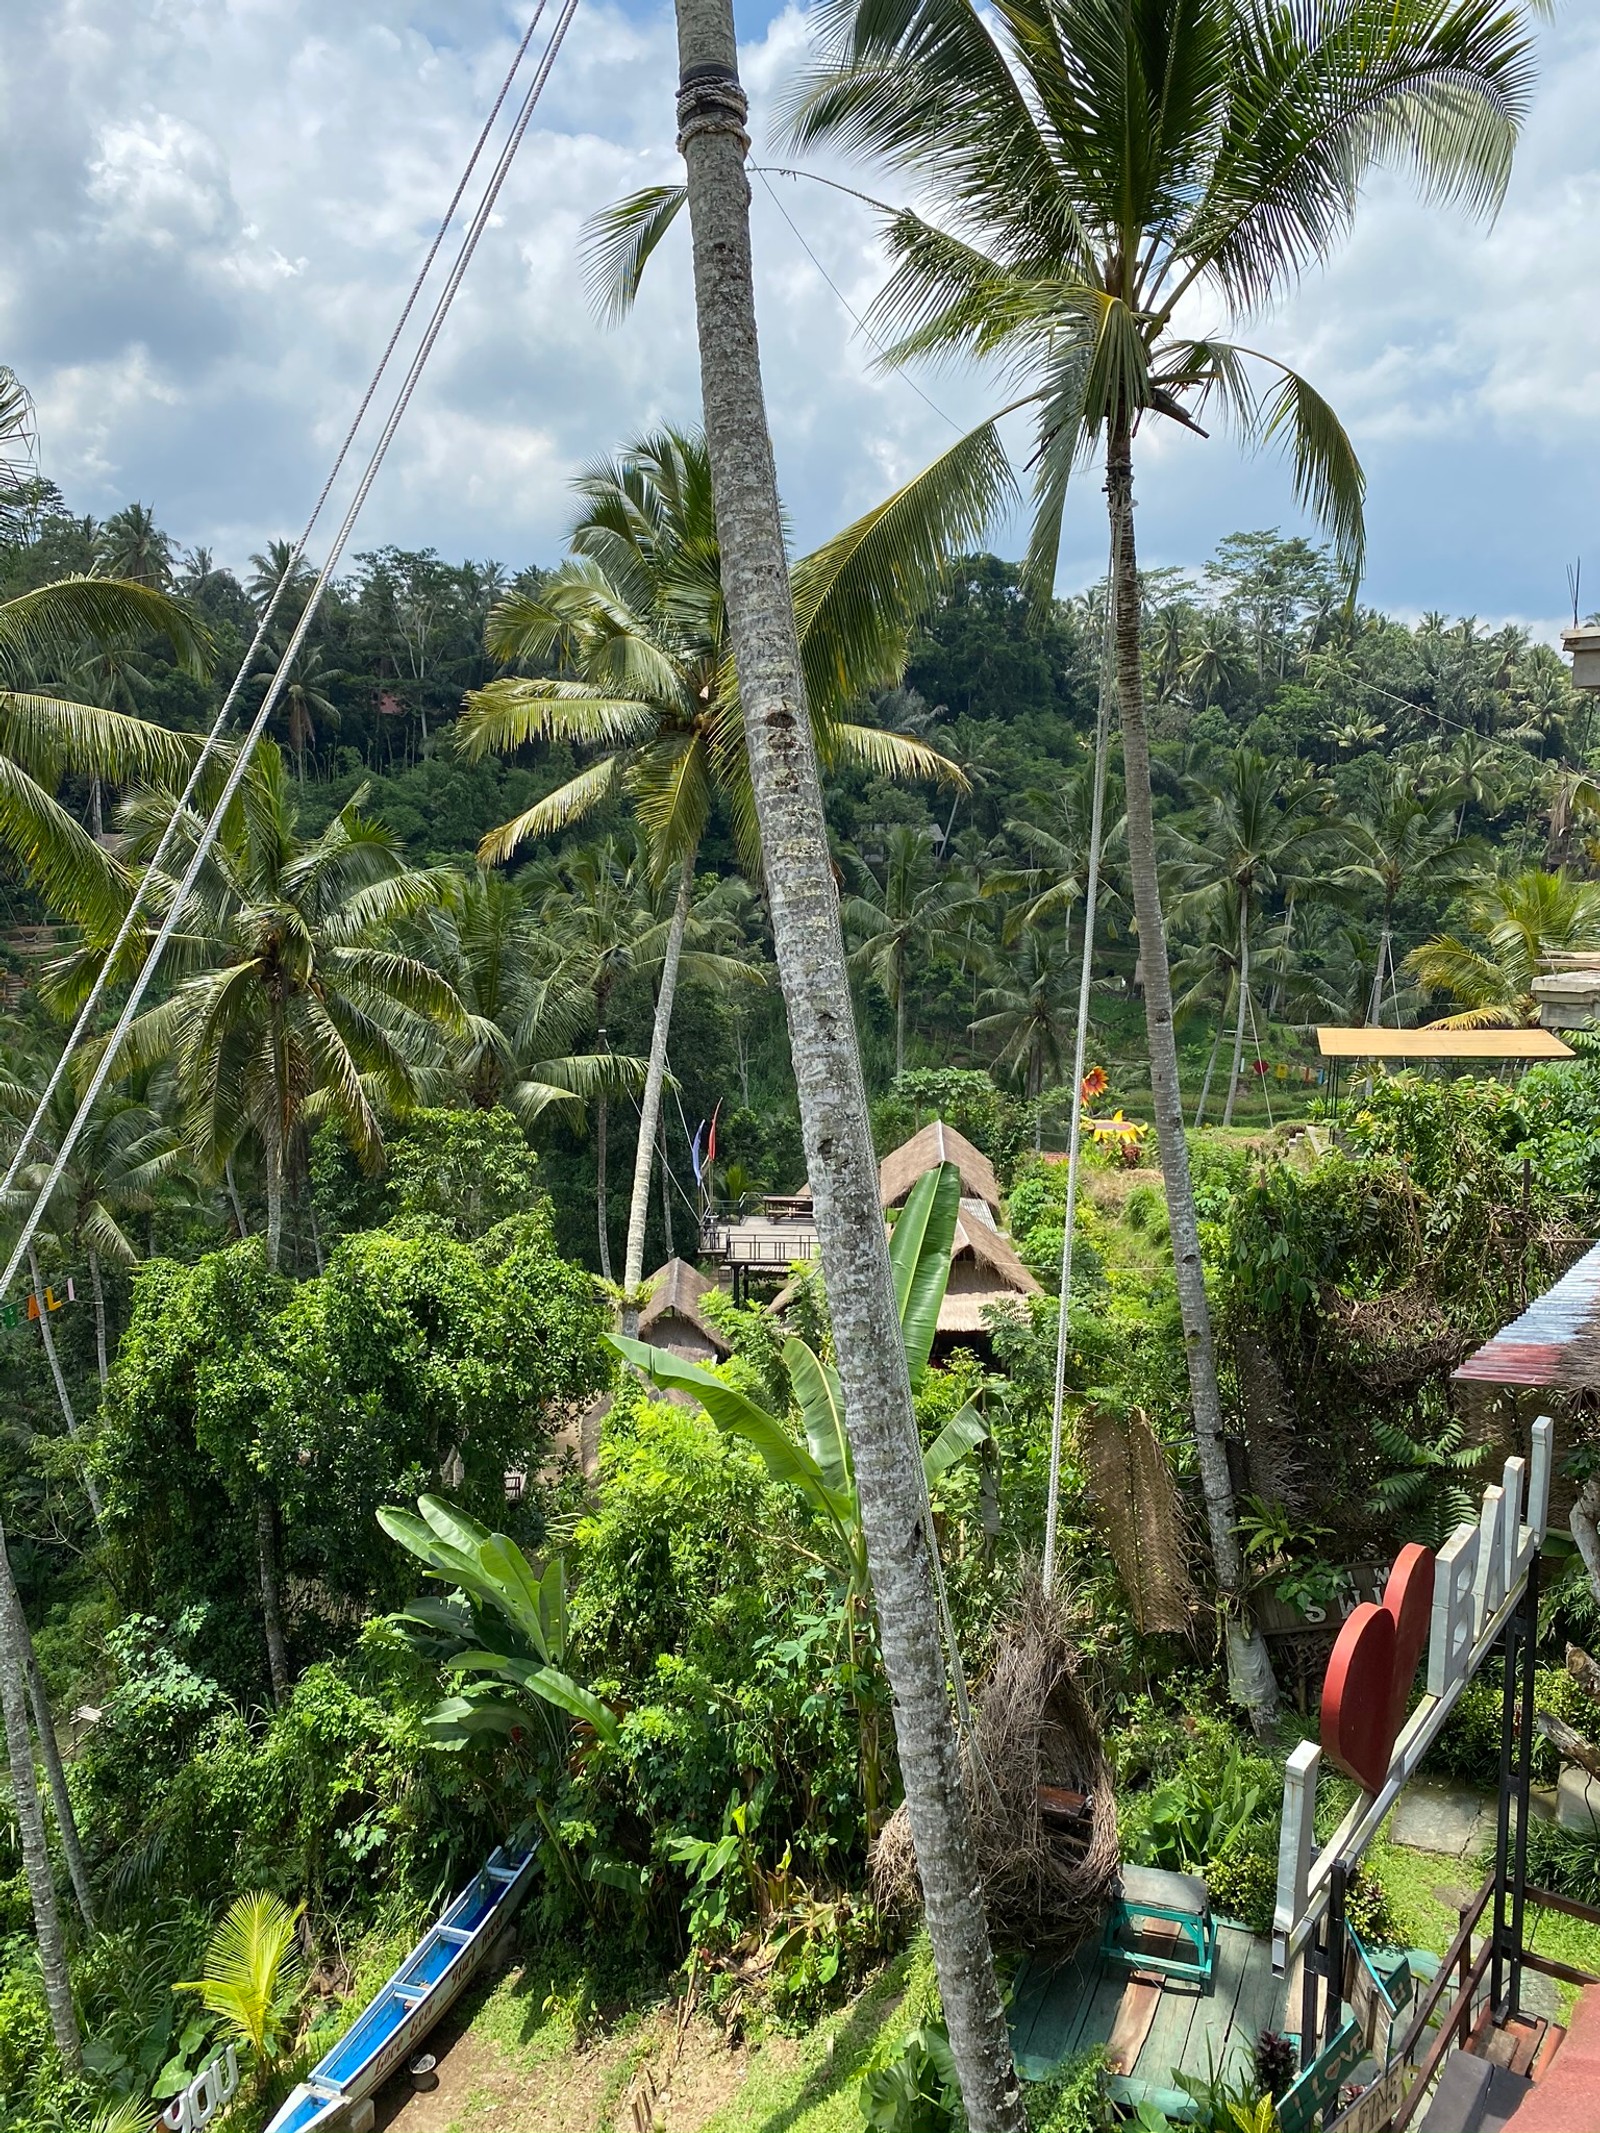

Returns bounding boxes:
[266,1843,537,2133]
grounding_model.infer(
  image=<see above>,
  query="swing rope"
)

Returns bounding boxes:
[1042,531,1118,1589]
[0,0,581,1305]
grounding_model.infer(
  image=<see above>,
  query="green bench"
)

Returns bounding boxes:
[1099,1864,1217,1991]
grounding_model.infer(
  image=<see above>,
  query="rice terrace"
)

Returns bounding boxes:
[2,2,1600,2131]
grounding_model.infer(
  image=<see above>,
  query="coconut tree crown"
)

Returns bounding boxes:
[778,0,1536,598]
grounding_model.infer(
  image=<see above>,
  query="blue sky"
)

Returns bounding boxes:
[2,1,1596,633]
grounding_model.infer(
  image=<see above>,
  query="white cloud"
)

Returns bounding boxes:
[0,0,1594,623]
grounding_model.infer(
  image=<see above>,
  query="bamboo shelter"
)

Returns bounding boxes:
[874,1579,1118,1952]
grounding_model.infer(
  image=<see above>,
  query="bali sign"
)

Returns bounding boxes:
[0,1277,74,1331]
[1274,1416,1552,1970]
[159,2047,239,2132]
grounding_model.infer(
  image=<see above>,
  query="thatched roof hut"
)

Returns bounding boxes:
[938,1204,1040,1336]
[638,1258,730,1363]
[877,1120,1001,1214]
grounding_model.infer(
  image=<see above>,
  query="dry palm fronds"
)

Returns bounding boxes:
[872,1577,1118,1953]
[1080,1404,1194,1636]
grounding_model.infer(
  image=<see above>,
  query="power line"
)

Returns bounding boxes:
[0,0,582,1301]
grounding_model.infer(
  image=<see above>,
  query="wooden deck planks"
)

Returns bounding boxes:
[1010,1924,1289,2092]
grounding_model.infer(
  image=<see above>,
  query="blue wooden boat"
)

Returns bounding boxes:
[265,1842,538,2133]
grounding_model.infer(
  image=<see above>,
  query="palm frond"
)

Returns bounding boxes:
[0,576,212,679]
[579,184,689,323]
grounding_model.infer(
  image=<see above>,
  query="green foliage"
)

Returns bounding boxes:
[381,1493,621,1752]
[96,1212,608,1686]
[860,2016,965,2132]
[872,1069,1030,1182]
[1123,1747,1269,1877]
[1430,1666,1596,1788]
[176,1890,304,2067]
[384,1107,543,1237]
[1027,2048,1109,2133]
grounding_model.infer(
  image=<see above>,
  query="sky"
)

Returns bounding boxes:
[2,0,1597,634]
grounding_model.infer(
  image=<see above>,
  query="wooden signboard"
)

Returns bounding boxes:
[1324,2058,1408,2133]
[1279,2018,1364,2133]
[1257,1562,1391,1637]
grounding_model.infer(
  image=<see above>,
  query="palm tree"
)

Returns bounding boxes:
[664,7,1025,2122]
[1169,749,1325,1125]
[775,0,1536,1730]
[406,868,650,1244]
[5,1084,179,1385]
[459,426,990,1328]
[56,745,462,1273]
[247,540,315,621]
[969,925,1078,1141]
[95,503,174,589]
[843,826,972,1077]
[268,640,338,780]
[1408,869,1600,1028]
[1338,770,1480,1023]
[0,578,210,935]
[178,1892,304,2082]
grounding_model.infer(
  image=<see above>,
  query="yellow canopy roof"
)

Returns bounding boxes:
[1315,1027,1573,1060]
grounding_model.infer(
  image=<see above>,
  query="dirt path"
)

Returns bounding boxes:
[370,1966,791,2133]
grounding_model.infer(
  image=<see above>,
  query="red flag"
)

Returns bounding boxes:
[706,1100,721,1168]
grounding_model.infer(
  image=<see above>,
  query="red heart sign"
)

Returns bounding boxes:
[1321,1543,1436,1792]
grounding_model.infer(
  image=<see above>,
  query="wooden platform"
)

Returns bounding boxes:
[1010,1922,1289,2094]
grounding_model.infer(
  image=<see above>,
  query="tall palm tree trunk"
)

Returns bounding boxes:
[673,12,1025,2125]
[87,1248,108,1388]
[29,1249,101,1525]
[1106,427,1277,1730]
[895,971,907,1081]
[257,1497,290,1705]
[9,1584,94,1933]
[0,1514,81,2070]
[595,1094,613,1282]
[1221,898,1251,1128]
[620,855,694,1335]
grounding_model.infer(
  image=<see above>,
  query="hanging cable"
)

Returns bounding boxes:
[1042,533,1117,1590]
[0,0,582,1303]
[0,4,556,1222]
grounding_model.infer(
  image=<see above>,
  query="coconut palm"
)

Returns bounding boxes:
[764,0,1537,1729]
[3,1081,179,1384]
[1169,749,1327,1125]
[55,744,463,1272]
[407,866,649,1153]
[1339,770,1481,1023]
[654,14,1023,2118]
[843,826,974,1077]
[1408,869,1600,1029]
[969,925,1079,1140]
[0,578,210,935]
[178,1891,304,2075]
[96,504,175,590]
[267,639,338,780]
[459,425,993,1328]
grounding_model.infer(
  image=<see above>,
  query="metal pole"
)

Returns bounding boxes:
[1508,1550,1540,2020]
[1325,1857,1348,2051]
[1491,1572,1519,2017]
[1042,553,1115,1588]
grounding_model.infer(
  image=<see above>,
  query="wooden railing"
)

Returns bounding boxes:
[1391,1872,1494,2133]
[1389,1877,1600,2130]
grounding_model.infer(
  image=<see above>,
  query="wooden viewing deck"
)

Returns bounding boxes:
[1010,1922,1290,2117]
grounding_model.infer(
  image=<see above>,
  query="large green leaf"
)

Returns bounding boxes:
[784,1336,854,1503]
[607,1334,837,1516]
[448,1652,621,1750]
[923,1400,989,1482]
[888,1161,960,1386]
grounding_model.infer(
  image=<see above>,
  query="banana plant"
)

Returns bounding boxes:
[609,1160,986,1825]
[378,1495,620,1753]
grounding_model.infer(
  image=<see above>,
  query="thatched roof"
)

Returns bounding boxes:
[638,1258,730,1355]
[877,1120,1001,1212]
[953,1207,1040,1296]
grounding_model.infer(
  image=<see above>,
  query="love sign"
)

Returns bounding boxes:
[1321,1544,1435,1791]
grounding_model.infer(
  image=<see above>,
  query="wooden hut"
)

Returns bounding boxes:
[637,1258,731,1364]
[876,1119,1002,1215]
